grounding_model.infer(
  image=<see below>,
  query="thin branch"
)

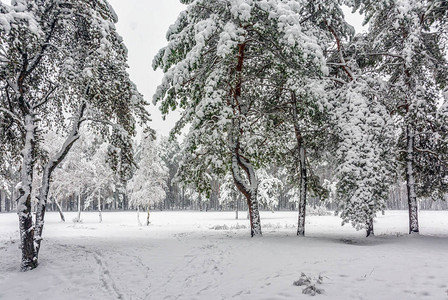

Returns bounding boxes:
[413,147,438,156]
[33,85,58,109]
[324,21,354,81]
[328,76,347,85]
[365,52,405,60]
[0,107,24,128]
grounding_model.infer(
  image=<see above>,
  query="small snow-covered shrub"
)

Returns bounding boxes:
[293,273,325,296]
[293,273,311,286]
[302,285,324,296]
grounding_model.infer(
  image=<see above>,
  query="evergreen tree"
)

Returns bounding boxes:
[333,80,395,236]
[351,0,448,234]
[0,0,148,270]
[153,0,339,236]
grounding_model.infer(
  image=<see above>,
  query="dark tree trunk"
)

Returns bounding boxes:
[366,218,374,237]
[4,190,9,212]
[17,114,38,271]
[406,125,419,234]
[235,193,239,220]
[182,187,185,210]
[297,145,307,236]
[76,190,82,221]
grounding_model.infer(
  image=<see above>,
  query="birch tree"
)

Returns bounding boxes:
[128,132,168,225]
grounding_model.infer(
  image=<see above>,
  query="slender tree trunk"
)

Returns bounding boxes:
[297,145,307,236]
[366,217,374,237]
[9,184,15,212]
[4,190,8,212]
[235,193,239,220]
[182,187,185,210]
[406,125,419,234]
[137,207,142,226]
[292,92,307,236]
[17,114,37,271]
[54,199,65,222]
[76,188,82,222]
[98,189,102,223]
[146,205,150,226]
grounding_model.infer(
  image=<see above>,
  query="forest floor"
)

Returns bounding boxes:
[1,210,448,300]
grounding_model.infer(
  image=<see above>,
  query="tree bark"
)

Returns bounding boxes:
[17,114,37,271]
[98,196,102,223]
[406,125,419,234]
[9,184,15,212]
[297,145,307,236]
[292,92,307,236]
[0,190,3,212]
[98,188,102,223]
[231,146,261,237]
[235,193,239,220]
[146,205,150,226]
[137,207,142,226]
[77,189,82,222]
[54,198,65,222]
[366,217,374,237]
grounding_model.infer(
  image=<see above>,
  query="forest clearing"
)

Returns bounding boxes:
[1,0,447,299]
[1,210,448,299]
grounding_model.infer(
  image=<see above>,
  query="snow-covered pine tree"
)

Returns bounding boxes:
[153,0,338,237]
[322,17,396,237]
[333,80,395,236]
[351,0,448,234]
[128,132,168,225]
[253,0,355,236]
[425,0,448,35]
[0,0,148,270]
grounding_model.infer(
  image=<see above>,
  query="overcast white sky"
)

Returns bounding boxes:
[106,1,365,137]
[106,0,186,137]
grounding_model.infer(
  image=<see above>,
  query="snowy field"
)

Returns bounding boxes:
[1,210,448,300]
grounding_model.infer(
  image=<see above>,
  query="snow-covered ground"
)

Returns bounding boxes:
[1,210,448,299]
